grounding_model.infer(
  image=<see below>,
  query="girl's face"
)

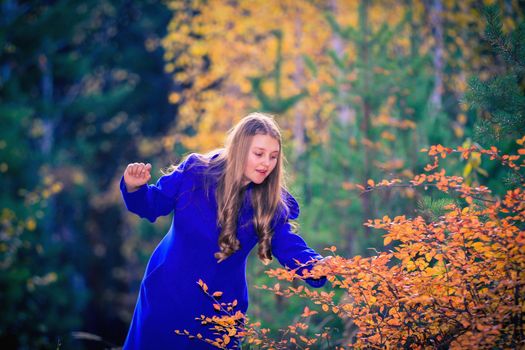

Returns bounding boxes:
[243,134,280,186]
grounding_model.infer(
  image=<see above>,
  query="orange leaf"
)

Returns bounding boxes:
[425,252,435,262]
[302,306,318,317]
[223,335,230,345]
[197,279,208,293]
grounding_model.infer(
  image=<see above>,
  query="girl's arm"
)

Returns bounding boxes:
[120,154,197,223]
[271,192,327,288]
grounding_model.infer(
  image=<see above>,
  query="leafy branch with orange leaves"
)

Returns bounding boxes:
[174,275,341,349]
[177,137,524,349]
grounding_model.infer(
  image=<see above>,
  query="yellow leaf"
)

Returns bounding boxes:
[425,252,435,262]
[472,242,484,251]
[476,167,489,176]
[463,162,472,178]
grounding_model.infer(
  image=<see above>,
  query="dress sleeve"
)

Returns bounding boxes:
[119,154,197,223]
[271,190,327,288]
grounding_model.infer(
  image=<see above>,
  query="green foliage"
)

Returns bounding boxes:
[483,5,525,71]
[1,0,176,348]
[416,195,457,222]
[464,4,525,197]
[466,5,525,148]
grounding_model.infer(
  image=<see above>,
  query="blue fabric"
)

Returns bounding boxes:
[120,153,326,349]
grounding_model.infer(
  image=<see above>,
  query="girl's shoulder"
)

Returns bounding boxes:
[175,152,223,191]
[271,188,300,228]
[281,189,300,220]
[176,151,220,174]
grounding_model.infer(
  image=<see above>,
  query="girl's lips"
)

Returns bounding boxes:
[256,169,267,175]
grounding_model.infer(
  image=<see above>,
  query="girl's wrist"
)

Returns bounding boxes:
[125,183,142,193]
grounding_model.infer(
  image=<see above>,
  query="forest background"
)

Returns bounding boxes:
[1,0,524,348]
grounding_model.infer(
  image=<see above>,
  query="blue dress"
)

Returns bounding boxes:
[120,153,326,349]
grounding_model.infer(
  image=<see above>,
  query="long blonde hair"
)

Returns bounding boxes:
[167,112,290,264]
[212,112,288,264]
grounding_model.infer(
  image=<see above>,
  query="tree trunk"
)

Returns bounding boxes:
[358,1,372,242]
[328,0,355,127]
[428,0,444,116]
[38,50,57,247]
[292,7,306,159]
[1,1,17,83]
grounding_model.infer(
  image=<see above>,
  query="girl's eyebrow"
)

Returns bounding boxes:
[253,147,280,153]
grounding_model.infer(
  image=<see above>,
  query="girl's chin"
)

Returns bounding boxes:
[244,172,269,185]
[252,175,266,184]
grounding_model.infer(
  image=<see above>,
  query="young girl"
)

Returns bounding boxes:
[120,112,327,349]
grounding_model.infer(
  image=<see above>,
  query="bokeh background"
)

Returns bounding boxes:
[1,0,523,348]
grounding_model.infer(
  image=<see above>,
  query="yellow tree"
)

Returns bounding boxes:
[161,0,411,154]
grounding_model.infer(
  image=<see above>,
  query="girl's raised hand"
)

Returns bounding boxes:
[124,162,152,192]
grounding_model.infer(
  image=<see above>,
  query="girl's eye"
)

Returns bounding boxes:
[254,152,277,159]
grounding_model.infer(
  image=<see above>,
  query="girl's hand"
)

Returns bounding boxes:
[319,255,334,264]
[124,162,152,192]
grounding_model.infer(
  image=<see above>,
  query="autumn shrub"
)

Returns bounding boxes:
[178,138,524,349]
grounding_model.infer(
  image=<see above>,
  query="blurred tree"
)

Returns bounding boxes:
[299,1,433,256]
[1,0,177,347]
